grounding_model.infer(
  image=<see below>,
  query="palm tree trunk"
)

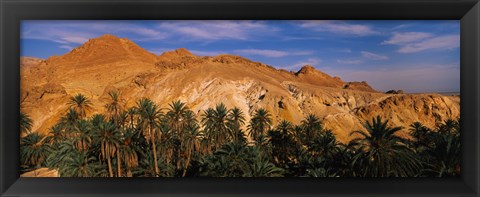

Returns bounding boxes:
[127,168,132,177]
[151,127,159,177]
[116,149,122,177]
[182,151,191,177]
[107,158,113,177]
[130,116,134,129]
[176,142,182,170]
[114,108,118,127]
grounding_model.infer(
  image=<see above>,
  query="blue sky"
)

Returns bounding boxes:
[21,20,460,93]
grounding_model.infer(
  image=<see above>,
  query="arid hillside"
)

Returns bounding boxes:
[20,34,460,143]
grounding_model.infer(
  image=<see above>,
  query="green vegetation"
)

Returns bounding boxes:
[20,92,461,177]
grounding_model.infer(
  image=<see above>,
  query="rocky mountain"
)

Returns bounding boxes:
[20,34,460,143]
[20,57,44,68]
[20,168,58,177]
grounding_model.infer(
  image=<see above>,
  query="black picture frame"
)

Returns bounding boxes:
[1,0,479,196]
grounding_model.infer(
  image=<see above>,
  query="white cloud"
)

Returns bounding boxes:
[130,28,164,37]
[382,32,432,45]
[189,50,226,56]
[56,35,90,44]
[233,49,313,58]
[21,21,168,45]
[391,24,411,30]
[318,64,460,93]
[22,29,92,45]
[337,59,363,64]
[291,50,315,56]
[125,28,168,41]
[233,49,288,57]
[382,31,459,53]
[58,45,74,50]
[79,22,168,41]
[397,35,459,53]
[157,20,274,41]
[298,21,378,36]
[361,51,389,60]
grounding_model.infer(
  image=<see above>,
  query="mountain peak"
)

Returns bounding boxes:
[294,65,345,88]
[297,65,317,74]
[343,81,378,92]
[174,48,194,56]
[155,48,199,70]
[158,48,195,59]
[80,34,128,48]
[81,34,125,48]
[96,34,121,40]
[46,34,157,66]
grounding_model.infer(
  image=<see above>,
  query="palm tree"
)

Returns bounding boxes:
[166,100,189,137]
[200,143,251,177]
[157,121,175,166]
[437,119,460,134]
[200,108,215,152]
[94,120,121,177]
[202,103,230,150]
[268,120,294,166]
[292,125,305,146]
[247,156,284,177]
[117,111,129,129]
[165,100,190,169]
[58,151,98,177]
[200,143,283,177]
[307,130,341,159]
[20,133,51,169]
[46,124,65,146]
[72,120,92,152]
[59,109,80,135]
[119,128,140,177]
[20,112,33,135]
[181,120,201,177]
[91,114,107,127]
[104,91,124,127]
[409,122,431,149]
[248,108,272,143]
[227,107,246,144]
[349,116,422,177]
[126,107,138,129]
[135,98,162,176]
[44,138,77,169]
[424,121,461,177]
[300,114,323,143]
[427,133,462,177]
[304,130,344,176]
[199,136,212,156]
[68,93,93,118]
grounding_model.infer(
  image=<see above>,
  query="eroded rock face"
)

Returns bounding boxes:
[20,57,44,68]
[20,34,460,143]
[352,94,460,139]
[343,81,378,93]
[21,168,59,177]
[295,65,345,88]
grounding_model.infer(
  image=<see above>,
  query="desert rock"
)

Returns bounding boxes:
[20,34,460,143]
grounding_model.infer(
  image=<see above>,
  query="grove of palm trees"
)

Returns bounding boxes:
[20,92,461,177]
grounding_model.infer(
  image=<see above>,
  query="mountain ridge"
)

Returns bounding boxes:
[20,34,460,143]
